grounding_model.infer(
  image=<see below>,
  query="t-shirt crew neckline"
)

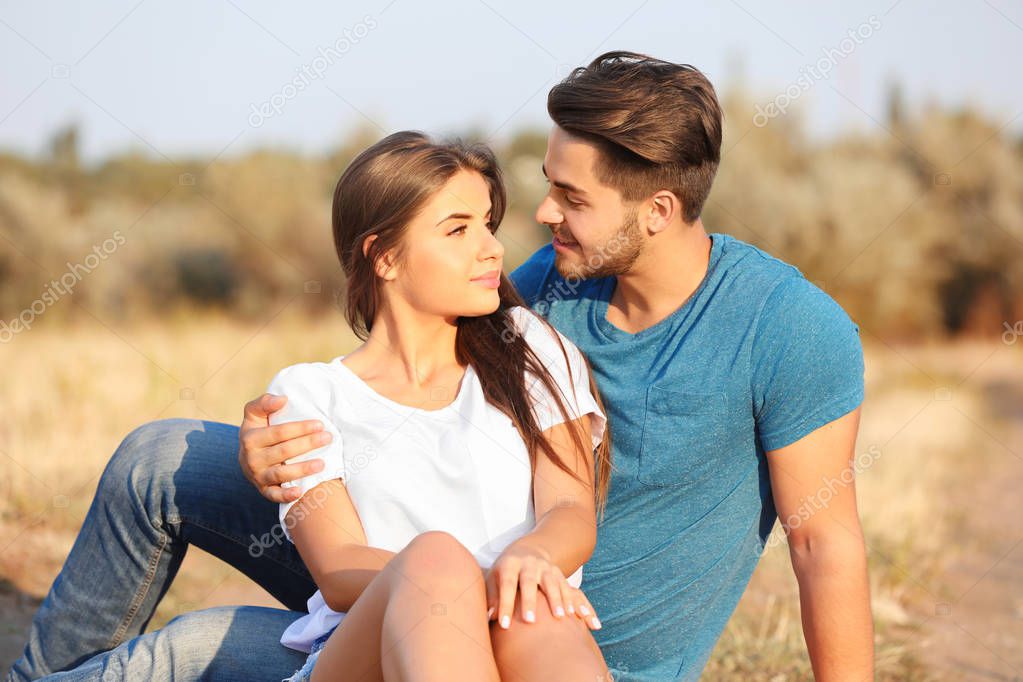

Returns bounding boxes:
[592,232,724,343]
[331,357,474,422]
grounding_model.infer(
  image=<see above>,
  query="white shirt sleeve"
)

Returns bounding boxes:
[508,306,607,450]
[265,363,346,543]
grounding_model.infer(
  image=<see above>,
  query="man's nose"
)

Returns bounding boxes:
[534,195,564,227]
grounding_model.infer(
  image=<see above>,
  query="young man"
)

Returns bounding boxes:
[8,52,872,681]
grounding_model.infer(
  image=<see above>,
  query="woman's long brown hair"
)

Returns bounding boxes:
[332,131,612,520]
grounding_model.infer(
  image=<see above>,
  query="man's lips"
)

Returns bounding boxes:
[553,234,579,249]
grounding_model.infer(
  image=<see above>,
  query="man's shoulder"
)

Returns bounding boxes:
[714,232,805,289]
[713,232,847,318]
[509,243,556,305]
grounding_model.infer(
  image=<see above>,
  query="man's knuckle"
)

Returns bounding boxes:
[270,466,286,486]
[257,466,275,486]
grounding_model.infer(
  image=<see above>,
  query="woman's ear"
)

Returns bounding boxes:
[362,234,398,281]
[361,233,377,260]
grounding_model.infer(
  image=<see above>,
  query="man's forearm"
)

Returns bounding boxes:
[790,536,874,680]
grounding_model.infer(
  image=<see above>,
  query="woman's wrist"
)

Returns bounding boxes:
[505,534,553,563]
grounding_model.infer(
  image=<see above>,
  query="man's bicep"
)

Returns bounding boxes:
[766,406,864,545]
[753,278,865,452]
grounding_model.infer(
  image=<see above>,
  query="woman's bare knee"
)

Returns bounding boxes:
[490,591,607,677]
[390,531,485,597]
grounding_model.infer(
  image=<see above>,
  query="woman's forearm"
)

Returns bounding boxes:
[318,545,397,612]
[505,503,596,579]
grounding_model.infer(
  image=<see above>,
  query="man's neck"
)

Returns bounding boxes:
[605,222,712,335]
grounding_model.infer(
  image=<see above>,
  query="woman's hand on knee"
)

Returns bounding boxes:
[484,545,601,631]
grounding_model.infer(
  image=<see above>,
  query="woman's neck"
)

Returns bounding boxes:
[346,303,462,388]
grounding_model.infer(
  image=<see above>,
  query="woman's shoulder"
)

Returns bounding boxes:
[503,306,585,384]
[506,305,578,354]
[266,359,345,399]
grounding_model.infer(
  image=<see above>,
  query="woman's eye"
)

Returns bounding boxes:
[449,225,467,236]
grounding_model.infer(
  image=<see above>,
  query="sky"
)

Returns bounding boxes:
[1,0,1021,164]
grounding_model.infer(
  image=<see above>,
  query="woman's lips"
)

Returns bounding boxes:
[471,270,501,289]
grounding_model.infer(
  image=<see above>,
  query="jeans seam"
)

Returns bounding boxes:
[108,530,168,649]
[180,515,313,581]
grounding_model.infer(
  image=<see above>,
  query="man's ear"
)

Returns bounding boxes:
[362,234,398,281]
[644,190,681,234]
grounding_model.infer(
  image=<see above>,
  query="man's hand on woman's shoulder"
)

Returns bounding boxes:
[238,392,329,503]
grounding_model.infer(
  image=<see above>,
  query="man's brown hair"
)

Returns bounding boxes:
[547,50,722,223]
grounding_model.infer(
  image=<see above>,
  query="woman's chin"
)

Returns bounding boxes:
[454,297,502,318]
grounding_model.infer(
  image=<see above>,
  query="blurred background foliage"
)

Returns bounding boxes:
[1,82,1020,339]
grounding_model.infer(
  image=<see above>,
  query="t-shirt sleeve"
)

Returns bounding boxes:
[751,276,865,452]
[265,363,346,542]
[509,306,607,449]
[509,244,556,307]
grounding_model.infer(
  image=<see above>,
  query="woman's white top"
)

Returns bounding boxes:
[266,306,607,653]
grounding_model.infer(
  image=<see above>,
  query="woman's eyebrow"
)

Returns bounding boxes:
[435,208,493,226]
[436,212,474,226]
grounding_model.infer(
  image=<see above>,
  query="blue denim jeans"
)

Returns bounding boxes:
[5,418,317,681]
[281,624,339,682]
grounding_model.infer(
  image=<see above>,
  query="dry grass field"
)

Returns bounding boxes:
[1,311,1021,679]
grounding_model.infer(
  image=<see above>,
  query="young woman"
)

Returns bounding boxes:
[266,131,614,681]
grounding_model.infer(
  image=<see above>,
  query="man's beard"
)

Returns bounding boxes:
[553,208,643,280]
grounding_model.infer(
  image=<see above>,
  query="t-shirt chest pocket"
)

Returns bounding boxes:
[637,384,731,488]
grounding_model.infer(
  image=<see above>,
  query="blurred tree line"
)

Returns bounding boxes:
[0,84,1020,340]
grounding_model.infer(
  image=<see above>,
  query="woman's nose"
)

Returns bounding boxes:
[481,229,504,260]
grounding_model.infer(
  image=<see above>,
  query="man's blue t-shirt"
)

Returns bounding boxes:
[509,232,864,681]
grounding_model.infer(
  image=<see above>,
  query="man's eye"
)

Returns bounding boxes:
[558,189,582,207]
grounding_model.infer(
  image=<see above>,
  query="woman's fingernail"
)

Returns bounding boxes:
[591,617,601,629]
[500,615,510,629]
[567,605,575,614]
[487,607,495,619]
[555,606,565,617]
[580,605,591,616]
[525,610,535,623]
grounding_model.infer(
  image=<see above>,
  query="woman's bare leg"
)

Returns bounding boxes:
[490,591,612,681]
[311,531,500,682]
